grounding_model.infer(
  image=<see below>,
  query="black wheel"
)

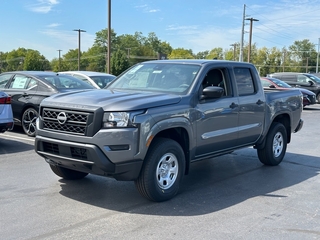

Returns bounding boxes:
[134,138,185,202]
[317,93,320,104]
[257,122,287,166]
[22,107,38,137]
[49,165,88,180]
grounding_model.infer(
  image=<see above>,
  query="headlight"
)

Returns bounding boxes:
[103,112,129,127]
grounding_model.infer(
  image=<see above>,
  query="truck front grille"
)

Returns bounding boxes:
[41,108,93,135]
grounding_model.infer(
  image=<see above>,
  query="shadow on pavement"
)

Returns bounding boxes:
[57,150,319,216]
[0,137,34,154]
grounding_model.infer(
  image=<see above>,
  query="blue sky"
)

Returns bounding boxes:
[1,0,320,60]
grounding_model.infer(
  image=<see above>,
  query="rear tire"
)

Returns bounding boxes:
[257,122,287,166]
[135,138,185,202]
[22,107,38,137]
[49,165,88,180]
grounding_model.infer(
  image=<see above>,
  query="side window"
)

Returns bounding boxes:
[9,75,29,89]
[297,75,308,83]
[234,68,255,96]
[0,74,13,88]
[202,68,230,96]
[26,79,38,90]
[261,79,271,87]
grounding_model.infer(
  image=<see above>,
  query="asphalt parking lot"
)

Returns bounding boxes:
[0,105,320,240]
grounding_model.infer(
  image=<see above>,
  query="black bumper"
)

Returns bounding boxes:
[35,137,143,181]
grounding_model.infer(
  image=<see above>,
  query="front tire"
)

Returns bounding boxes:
[22,107,38,137]
[257,122,287,166]
[135,138,185,202]
[49,165,88,180]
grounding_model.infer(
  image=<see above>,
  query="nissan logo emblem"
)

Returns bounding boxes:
[57,112,67,124]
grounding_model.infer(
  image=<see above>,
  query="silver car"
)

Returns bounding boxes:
[59,71,116,89]
[0,91,14,133]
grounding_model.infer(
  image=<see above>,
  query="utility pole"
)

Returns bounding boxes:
[57,50,62,71]
[316,38,320,73]
[306,57,309,73]
[107,0,111,74]
[245,17,259,63]
[73,29,86,70]
[239,4,246,62]
[230,44,236,61]
[282,50,286,72]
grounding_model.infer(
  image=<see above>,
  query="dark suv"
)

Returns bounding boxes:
[267,72,320,103]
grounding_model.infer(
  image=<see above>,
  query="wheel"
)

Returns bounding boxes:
[317,93,320,104]
[257,122,287,166]
[22,107,38,137]
[49,164,88,180]
[134,138,185,202]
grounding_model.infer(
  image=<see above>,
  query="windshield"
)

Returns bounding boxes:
[106,62,201,94]
[269,78,292,88]
[306,74,320,83]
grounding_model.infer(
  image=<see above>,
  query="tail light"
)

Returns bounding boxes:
[0,96,11,104]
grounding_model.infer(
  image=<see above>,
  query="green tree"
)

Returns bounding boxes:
[23,50,50,71]
[110,49,130,76]
[207,47,223,60]
[168,48,194,59]
[289,39,316,72]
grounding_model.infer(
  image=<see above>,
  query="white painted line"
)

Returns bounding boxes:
[1,134,35,143]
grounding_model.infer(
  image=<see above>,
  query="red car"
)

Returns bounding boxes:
[261,77,316,107]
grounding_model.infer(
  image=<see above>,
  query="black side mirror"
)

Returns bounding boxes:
[308,80,314,86]
[269,85,276,88]
[201,86,224,100]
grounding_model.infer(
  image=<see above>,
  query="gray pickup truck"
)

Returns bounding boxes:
[35,60,303,202]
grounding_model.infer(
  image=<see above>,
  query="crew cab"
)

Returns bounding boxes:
[35,60,303,202]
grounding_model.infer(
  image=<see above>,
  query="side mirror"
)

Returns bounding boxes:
[269,85,276,88]
[308,80,314,86]
[201,86,224,100]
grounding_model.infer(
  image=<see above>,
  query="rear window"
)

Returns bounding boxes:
[39,75,94,89]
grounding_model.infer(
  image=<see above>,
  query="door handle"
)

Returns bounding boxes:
[256,99,264,105]
[230,102,238,108]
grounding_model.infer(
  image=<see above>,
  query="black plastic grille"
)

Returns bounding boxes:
[43,142,59,154]
[42,108,92,135]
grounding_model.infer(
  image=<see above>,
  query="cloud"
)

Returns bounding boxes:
[27,0,59,13]
[47,23,60,28]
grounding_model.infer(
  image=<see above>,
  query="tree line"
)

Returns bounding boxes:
[0,28,318,77]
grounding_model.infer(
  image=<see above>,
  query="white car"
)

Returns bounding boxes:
[59,71,116,89]
[0,91,14,133]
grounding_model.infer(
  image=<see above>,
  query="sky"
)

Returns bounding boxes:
[1,0,320,61]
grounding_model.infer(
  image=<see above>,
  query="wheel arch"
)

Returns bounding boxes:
[146,118,192,176]
[255,113,291,149]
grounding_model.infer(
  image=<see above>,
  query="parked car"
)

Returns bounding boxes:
[0,71,95,137]
[267,72,320,103]
[0,91,14,133]
[59,71,116,89]
[260,77,316,107]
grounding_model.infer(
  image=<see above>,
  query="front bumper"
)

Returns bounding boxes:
[35,135,143,181]
[294,119,303,133]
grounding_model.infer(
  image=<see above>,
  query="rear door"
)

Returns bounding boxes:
[4,74,39,122]
[233,67,265,144]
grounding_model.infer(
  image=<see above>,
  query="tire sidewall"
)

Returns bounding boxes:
[267,123,287,165]
[145,138,185,201]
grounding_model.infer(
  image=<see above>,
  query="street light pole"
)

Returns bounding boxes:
[230,43,236,61]
[107,0,111,74]
[245,17,259,63]
[73,29,86,70]
[57,49,62,71]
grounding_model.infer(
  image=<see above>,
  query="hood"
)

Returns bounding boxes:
[41,89,182,111]
[296,88,315,95]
